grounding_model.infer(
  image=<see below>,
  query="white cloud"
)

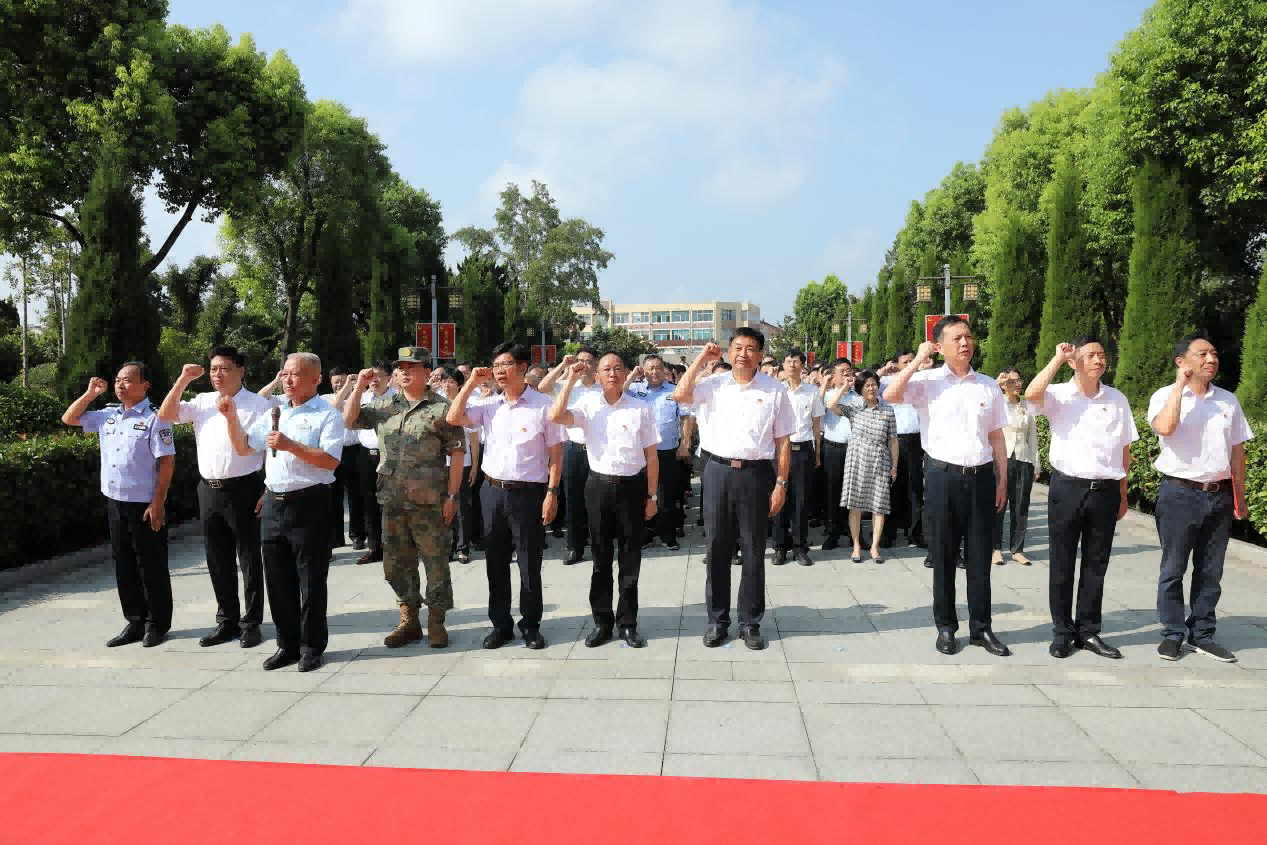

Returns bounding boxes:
[706,154,805,203]
[815,227,882,294]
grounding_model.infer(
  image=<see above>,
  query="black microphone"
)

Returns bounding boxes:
[270,406,281,457]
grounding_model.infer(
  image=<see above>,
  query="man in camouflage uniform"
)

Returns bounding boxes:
[343,346,466,647]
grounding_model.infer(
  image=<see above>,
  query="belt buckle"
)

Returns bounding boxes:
[1089,479,1106,491]
[729,459,743,469]
[1202,481,1220,493]
[206,479,223,490]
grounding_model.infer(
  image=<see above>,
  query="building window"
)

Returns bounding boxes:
[594,315,608,328]
[652,311,672,323]
[629,312,649,323]
[692,309,713,322]
[612,312,629,324]
[721,309,736,321]
[691,329,712,340]
[671,329,690,340]
[631,329,649,339]
[652,330,671,341]
[671,310,689,322]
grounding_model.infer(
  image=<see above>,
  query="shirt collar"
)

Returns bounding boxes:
[1183,383,1217,400]
[1064,378,1106,400]
[121,398,152,417]
[940,364,976,383]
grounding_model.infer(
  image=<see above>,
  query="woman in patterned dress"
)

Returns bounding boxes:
[993,367,1039,565]
[829,370,899,563]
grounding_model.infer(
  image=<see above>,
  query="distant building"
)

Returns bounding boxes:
[573,299,764,364]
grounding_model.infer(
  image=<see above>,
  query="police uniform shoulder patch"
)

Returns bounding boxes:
[160,428,174,445]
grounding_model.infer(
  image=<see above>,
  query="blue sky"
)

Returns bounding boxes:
[145,0,1154,323]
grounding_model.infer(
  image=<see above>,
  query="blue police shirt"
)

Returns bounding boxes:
[627,381,687,450]
[246,394,345,492]
[80,398,176,503]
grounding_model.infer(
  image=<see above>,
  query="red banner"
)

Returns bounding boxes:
[835,341,864,362]
[414,323,456,359]
[925,314,970,344]
[530,345,557,366]
[807,351,815,367]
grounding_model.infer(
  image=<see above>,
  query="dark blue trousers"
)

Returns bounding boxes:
[702,459,774,628]
[1155,478,1232,644]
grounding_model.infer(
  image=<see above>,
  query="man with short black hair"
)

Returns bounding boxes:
[819,358,855,550]
[539,347,601,564]
[773,348,824,566]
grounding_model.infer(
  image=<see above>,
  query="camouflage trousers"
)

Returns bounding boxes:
[382,505,454,611]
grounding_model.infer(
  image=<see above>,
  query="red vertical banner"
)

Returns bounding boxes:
[836,341,848,360]
[546,345,557,365]
[414,323,456,358]
[852,341,863,363]
[807,350,815,367]
[530,346,543,366]
[415,323,432,351]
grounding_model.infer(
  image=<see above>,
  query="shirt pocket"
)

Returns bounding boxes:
[743,397,776,442]
[509,414,542,446]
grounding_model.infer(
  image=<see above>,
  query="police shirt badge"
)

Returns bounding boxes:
[160,428,174,445]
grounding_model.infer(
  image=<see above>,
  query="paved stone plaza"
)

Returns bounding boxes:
[2,485,1266,793]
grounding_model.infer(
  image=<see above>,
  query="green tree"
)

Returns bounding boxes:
[983,209,1046,377]
[585,326,659,365]
[1237,258,1267,420]
[885,262,911,363]
[1116,159,1203,404]
[868,265,891,367]
[1036,155,1098,369]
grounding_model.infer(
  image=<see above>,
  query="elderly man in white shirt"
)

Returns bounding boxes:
[1027,335,1138,660]
[884,316,1010,657]
[675,329,796,651]
[1147,332,1253,663]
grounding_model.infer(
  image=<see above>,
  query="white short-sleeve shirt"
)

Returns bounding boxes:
[177,387,271,480]
[552,381,600,445]
[245,394,345,492]
[901,365,1007,467]
[785,382,825,443]
[568,391,660,476]
[467,386,567,483]
[1147,383,1253,482]
[1037,381,1138,480]
[689,371,797,461]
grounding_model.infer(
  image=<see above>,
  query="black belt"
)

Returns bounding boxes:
[201,473,258,490]
[926,457,991,475]
[708,454,767,470]
[486,477,546,491]
[1052,470,1119,491]
[367,449,380,458]
[898,432,921,440]
[1163,475,1230,494]
[589,470,644,484]
[266,484,330,501]
[789,442,813,452]
[567,442,587,450]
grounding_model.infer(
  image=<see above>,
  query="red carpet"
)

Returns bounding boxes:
[2,752,1266,844]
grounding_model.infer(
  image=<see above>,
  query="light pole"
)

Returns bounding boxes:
[916,263,981,316]
[403,273,463,363]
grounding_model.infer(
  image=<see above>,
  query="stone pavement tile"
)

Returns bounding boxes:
[732,662,791,681]
[1127,764,1267,794]
[253,693,420,745]
[1036,685,1182,708]
[1063,707,1266,766]
[428,675,554,698]
[2,666,120,687]
[674,631,787,663]
[364,747,515,771]
[341,650,461,675]
[95,737,240,761]
[132,689,302,740]
[16,686,191,737]
[316,673,443,696]
[109,650,249,672]
[971,761,1140,789]
[0,734,107,754]
[916,683,1052,706]
[668,701,810,756]
[445,657,565,677]
[229,741,375,766]
[385,696,543,750]
[510,750,663,776]
[205,668,329,693]
[802,704,956,759]
[565,632,678,661]
[1139,665,1254,686]
[549,678,673,700]
[793,681,924,705]
[557,660,677,679]
[672,680,797,703]
[1169,687,1267,710]
[661,753,818,781]
[1195,709,1267,758]
[672,661,731,681]
[524,699,669,753]
[816,757,978,785]
[935,705,1108,762]
[104,668,224,689]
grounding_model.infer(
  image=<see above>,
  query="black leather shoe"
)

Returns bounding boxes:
[262,649,300,670]
[564,552,585,566]
[619,627,647,648]
[199,623,241,648]
[703,625,728,648]
[740,626,766,650]
[522,630,546,650]
[1076,635,1123,660]
[923,557,934,568]
[821,535,839,551]
[298,650,322,672]
[666,542,680,551]
[239,627,262,649]
[796,550,813,567]
[352,537,367,550]
[142,627,166,648]
[969,630,1011,657]
[773,549,787,566]
[585,626,613,648]
[1049,638,1075,659]
[955,558,966,570]
[482,629,514,649]
[106,624,144,648]
[936,631,957,655]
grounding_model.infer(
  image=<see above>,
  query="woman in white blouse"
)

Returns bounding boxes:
[994,367,1039,565]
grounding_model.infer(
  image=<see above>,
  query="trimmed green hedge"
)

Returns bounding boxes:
[1036,410,1266,541]
[0,382,65,440]
[0,426,201,569]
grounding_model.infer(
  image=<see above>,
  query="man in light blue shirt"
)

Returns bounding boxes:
[627,353,689,549]
[820,358,854,550]
[62,361,176,648]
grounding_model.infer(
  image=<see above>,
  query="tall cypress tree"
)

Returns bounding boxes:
[983,210,1045,376]
[885,265,910,362]
[1116,158,1202,404]
[868,274,889,367]
[1236,257,1267,420]
[58,153,165,400]
[1036,155,1097,371]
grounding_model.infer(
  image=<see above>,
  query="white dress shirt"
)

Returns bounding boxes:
[1038,381,1138,479]
[567,391,660,476]
[689,371,797,461]
[901,365,1008,467]
[1147,383,1253,482]
[177,387,271,479]
[785,382,825,443]
[245,394,345,492]
[879,376,921,434]
[467,386,566,483]
[553,381,600,444]
[321,391,361,446]
[356,387,397,450]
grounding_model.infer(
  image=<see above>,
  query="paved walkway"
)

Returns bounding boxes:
[2,485,1267,792]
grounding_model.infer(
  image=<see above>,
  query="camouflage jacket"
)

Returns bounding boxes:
[350,390,465,507]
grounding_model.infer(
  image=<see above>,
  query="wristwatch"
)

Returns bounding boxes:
[647,493,658,501]
[546,486,560,495]
[776,479,789,488]
[446,493,458,502]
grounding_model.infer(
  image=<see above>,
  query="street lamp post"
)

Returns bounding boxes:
[916,263,982,316]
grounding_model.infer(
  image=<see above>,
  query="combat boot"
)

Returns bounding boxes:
[427,607,449,649]
[384,603,423,648]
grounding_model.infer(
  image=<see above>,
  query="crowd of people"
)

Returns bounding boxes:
[59,315,1253,671]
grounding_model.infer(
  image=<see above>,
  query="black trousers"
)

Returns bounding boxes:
[563,443,590,554]
[993,457,1034,553]
[482,483,546,635]
[341,443,366,542]
[471,465,486,544]
[357,446,383,555]
[774,446,814,551]
[106,498,172,632]
[703,459,774,628]
[450,466,474,555]
[653,449,682,543]
[1048,471,1119,639]
[198,474,265,630]
[821,440,851,539]
[883,433,924,544]
[587,473,645,627]
[925,461,995,636]
[260,485,331,656]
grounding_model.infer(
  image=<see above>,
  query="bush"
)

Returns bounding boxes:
[0,382,66,440]
[0,426,200,569]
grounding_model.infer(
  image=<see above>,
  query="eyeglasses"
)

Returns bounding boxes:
[491,362,518,371]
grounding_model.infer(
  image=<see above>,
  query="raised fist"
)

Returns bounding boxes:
[630,366,645,382]
[181,364,205,382]
[1054,342,1075,365]
[86,377,108,397]
[1176,366,1193,386]
[217,395,235,417]
[700,342,722,363]
[916,341,938,362]
[469,367,493,385]
[568,360,588,379]
[357,368,376,389]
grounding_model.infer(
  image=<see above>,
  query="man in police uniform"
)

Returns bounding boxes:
[158,347,271,649]
[344,347,466,648]
[62,362,176,647]
[626,354,687,550]
[223,352,345,672]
